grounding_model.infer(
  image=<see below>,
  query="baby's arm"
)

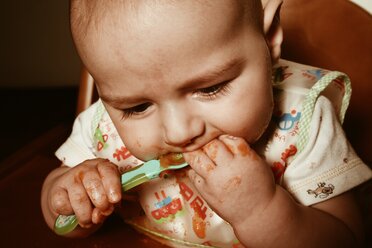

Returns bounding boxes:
[184,135,364,247]
[234,181,363,247]
[41,158,122,238]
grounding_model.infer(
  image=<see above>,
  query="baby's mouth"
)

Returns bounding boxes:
[158,132,223,156]
[158,153,186,168]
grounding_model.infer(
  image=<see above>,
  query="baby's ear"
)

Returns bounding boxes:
[263,0,283,64]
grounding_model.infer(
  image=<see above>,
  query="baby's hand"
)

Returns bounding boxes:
[48,159,121,228]
[183,135,276,226]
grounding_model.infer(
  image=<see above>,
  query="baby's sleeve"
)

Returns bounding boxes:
[283,96,372,206]
[55,101,100,167]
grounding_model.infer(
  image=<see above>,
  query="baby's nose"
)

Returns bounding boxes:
[162,105,205,147]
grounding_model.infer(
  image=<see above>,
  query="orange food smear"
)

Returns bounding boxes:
[159,153,185,168]
[238,143,250,156]
[206,142,218,161]
[223,176,242,191]
[192,214,206,239]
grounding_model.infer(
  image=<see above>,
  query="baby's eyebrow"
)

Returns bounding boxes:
[100,94,145,105]
[181,57,245,89]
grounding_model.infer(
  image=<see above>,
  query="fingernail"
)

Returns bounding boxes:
[100,205,114,216]
[80,222,93,229]
[109,189,120,203]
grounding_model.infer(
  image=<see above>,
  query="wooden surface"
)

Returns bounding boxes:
[0,124,167,247]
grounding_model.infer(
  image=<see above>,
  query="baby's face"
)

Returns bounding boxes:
[78,1,273,161]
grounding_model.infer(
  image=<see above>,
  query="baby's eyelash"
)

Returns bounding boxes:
[195,81,231,99]
[120,82,231,119]
[121,102,152,119]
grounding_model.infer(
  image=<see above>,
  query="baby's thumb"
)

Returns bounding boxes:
[91,205,114,224]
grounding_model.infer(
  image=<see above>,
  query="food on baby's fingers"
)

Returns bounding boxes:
[55,153,188,235]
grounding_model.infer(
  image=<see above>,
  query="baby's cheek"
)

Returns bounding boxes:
[135,139,143,149]
[121,136,158,161]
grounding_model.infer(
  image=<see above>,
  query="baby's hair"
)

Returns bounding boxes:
[70,0,263,43]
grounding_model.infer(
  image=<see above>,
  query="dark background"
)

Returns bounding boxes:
[0,1,80,162]
[0,88,76,161]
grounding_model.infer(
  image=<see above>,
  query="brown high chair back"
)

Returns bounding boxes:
[76,0,372,165]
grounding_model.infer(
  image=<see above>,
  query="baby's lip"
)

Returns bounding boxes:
[179,140,213,153]
[161,133,223,154]
[181,144,204,153]
[157,143,202,156]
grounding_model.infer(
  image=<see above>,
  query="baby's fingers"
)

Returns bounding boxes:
[50,187,73,215]
[97,161,121,203]
[91,205,114,224]
[183,150,215,179]
[219,135,257,159]
[68,182,93,226]
[202,139,234,165]
[81,170,110,211]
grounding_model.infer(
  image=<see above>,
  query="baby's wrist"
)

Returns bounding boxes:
[231,184,280,232]
[236,185,300,240]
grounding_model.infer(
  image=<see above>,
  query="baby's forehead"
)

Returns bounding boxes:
[71,0,262,37]
[71,0,263,80]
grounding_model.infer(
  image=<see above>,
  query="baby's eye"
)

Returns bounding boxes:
[195,81,231,99]
[121,102,152,119]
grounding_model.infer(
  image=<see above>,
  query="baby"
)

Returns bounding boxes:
[41,0,372,247]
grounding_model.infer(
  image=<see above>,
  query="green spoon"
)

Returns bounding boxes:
[54,155,188,235]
